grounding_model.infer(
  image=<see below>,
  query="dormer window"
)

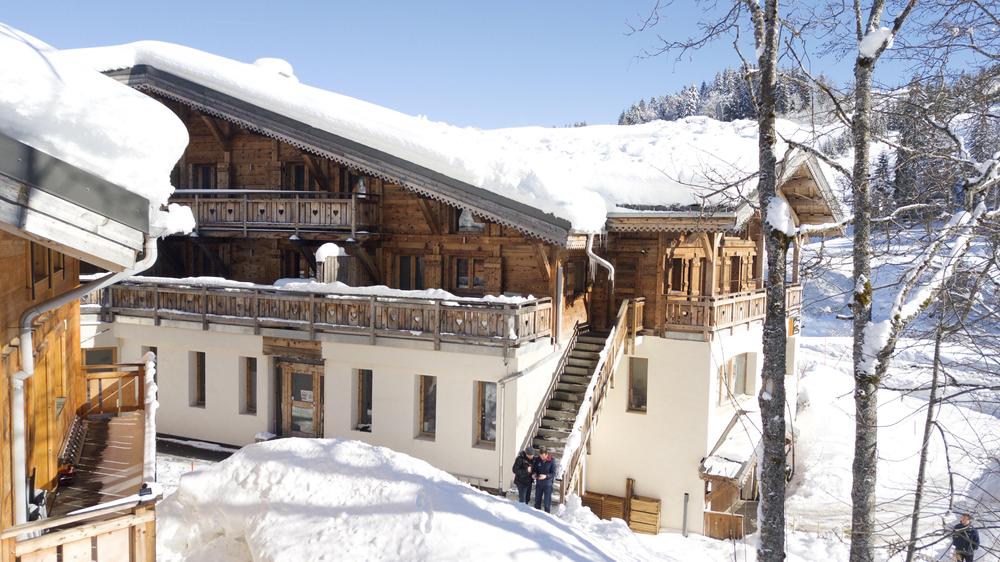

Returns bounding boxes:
[454,209,485,233]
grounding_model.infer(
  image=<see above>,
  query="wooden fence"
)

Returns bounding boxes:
[704,510,745,540]
[87,280,552,352]
[172,189,379,235]
[664,285,803,334]
[0,503,156,562]
[79,364,146,417]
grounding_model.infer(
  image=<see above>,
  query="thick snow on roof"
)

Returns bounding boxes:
[158,438,660,561]
[66,40,813,232]
[0,26,192,234]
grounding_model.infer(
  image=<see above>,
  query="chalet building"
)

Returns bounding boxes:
[73,42,842,538]
[0,30,194,561]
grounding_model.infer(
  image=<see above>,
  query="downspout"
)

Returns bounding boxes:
[11,236,158,525]
[585,235,615,324]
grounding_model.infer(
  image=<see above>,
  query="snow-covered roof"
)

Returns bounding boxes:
[701,409,763,482]
[64,40,836,238]
[0,27,193,238]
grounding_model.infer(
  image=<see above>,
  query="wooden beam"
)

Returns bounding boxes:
[302,154,331,192]
[199,114,231,150]
[416,198,442,235]
[347,244,381,284]
[534,243,552,282]
[699,233,714,260]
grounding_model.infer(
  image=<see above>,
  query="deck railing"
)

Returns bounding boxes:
[1,502,156,562]
[79,363,145,417]
[171,189,379,236]
[84,280,552,352]
[663,285,803,334]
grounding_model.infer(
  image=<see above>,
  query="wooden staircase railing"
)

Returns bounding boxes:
[557,297,643,502]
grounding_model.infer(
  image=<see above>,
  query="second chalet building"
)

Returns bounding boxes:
[69,42,842,537]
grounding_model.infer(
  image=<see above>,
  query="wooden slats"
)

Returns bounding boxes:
[704,510,745,540]
[171,190,379,233]
[5,506,156,562]
[91,281,553,349]
[663,286,802,334]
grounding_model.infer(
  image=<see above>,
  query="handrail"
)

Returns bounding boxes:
[87,280,553,350]
[173,189,379,233]
[0,501,143,540]
[558,299,638,502]
[518,322,584,456]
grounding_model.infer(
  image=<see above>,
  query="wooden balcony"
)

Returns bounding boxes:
[85,279,553,353]
[171,189,379,236]
[1,362,157,562]
[663,284,804,335]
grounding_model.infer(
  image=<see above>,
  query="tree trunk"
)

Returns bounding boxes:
[756,1,787,561]
[850,53,878,562]
[904,326,943,562]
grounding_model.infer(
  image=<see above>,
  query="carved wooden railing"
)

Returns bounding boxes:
[171,189,379,236]
[558,298,643,502]
[1,502,156,562]
[86,280,552,352]
[663,285,803,334]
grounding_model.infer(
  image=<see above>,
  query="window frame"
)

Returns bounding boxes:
[453,257,486,293]
[417,375,437,439]
[475,381,497,447]
[240,356,258,415]
[83,347,118,373]
[397,255,425,291]
[191,351,206,408]
[283,161,309,191]
[355,369,373,432]
[627,357,648,413]
[191,163,216,189]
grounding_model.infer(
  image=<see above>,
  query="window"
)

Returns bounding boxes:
[454,208,485,233]
[398,255,425,291]
[718,353,751,404]
[30,242,48,286]
[84,347,117,372]
[284,162,308,191]
[191,164,216,189]
[454,258,485,292]
[417,375,437,438]
[355,369,373,432]
[730,256,743,293]
[627,357,648,412]
[241,357,258,415]
[476,381,497,446]
[190,351,206,407]
[665,257,685,293]
[343,170,366,194]
[564,261,587,297]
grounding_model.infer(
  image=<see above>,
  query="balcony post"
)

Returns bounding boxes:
[351,193,358,239]
[253,289,261,335]
[791,234,801,284]
[201,285,208,330]
[293,193,300,236]
[242,193,249,236]
[368,296,376,344]
[433,300,441,350]
[153,287,160,326]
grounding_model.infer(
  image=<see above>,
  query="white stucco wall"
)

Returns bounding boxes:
[82,315,557,490]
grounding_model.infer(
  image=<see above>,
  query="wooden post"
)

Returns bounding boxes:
[368,295,376,344]
[308,294,316,340]
[351,193,358,239]
[153,288,160,326]
[433,300,441,350]
[242,193,249,236]
[625,477,635,522]
[792,235,801,285]
[554,263,564,344]
[253,289,261,335]
[293,193,300,236]
[201,285,208,330]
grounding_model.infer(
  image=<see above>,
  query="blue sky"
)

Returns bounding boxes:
[7,1,894,129]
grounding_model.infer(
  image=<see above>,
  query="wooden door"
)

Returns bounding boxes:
[280,362,324,437]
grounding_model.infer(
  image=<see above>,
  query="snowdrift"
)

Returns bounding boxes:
[158,438,660,562]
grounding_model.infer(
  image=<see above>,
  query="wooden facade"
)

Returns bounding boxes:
[0,231,82,549]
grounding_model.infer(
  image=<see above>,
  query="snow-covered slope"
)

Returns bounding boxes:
[65,40,822,232]
[157,438,665,562]
[0,25,192,234]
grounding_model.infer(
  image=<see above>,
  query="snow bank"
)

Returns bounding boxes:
[0,25,191,234]
[65,40,820,232]
[158,438,652,561]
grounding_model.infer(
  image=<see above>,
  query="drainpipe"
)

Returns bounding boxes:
[585,235,615,322]
[11,237,158,525]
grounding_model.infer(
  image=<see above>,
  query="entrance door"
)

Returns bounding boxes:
[280,361,324,437]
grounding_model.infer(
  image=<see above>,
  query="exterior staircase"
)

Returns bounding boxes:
[531,331,609,453]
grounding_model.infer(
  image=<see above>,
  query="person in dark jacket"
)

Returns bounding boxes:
[512,447,535,504]
[952,513,980,561]
[532,448,557,513]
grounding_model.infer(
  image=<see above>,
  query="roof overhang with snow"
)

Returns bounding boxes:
[606,150,844,235]
[0,133,150,271]
[106,64,573,245]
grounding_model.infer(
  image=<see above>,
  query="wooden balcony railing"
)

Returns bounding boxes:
[85,279,552,353]
[171,189,379,236]
[1,502,156,562]
[664,285,804,334]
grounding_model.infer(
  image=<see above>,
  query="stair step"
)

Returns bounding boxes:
[556,382,587,393]
[573,342,603,352]
[533,437,566,450]
[552,390,583,402]
[548,399,582,411]
[537,426,572,439]
[541,417,574,430]
[567,357,597,368]
[564,366,594,378]
[560,373,590,385]
[577,334,609,345]
[544,408,577,421]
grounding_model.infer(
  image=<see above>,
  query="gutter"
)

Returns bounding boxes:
[11,237,159,525]
[585,234,614,289]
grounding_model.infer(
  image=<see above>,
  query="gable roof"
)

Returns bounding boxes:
[64,41,844,242]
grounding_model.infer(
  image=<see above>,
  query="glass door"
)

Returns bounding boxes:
[280,362,323,437]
